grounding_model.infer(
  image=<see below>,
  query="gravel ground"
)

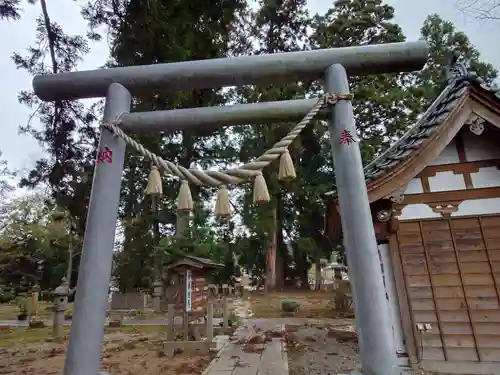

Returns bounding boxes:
[286,322,360,375]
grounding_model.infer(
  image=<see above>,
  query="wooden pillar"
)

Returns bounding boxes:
[206,301,214,343]
[222,288,229,330]
[166,303,175,357]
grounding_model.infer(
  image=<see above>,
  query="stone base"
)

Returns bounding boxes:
[209,335,230,353]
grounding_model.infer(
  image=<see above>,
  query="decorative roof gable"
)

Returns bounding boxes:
[324,55,498,200]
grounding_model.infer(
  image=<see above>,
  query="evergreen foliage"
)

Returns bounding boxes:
[0,0,496,292]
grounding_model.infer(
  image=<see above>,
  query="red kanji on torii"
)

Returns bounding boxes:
[97,146,113,164]
[339,129,356,145]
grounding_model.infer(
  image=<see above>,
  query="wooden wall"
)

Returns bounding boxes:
[394,216,500,362]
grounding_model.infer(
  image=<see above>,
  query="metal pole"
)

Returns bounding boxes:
[64,83,131,375]
[324,64,396,375]
[33,41,428,101]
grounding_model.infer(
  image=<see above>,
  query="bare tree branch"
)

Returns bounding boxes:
[456,0,500,21]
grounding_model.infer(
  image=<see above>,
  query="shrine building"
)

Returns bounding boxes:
[324,61,500,374]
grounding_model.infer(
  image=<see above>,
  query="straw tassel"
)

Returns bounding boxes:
[253,173,270,204]
[278,149,296,181]
[215,185,231,217]
[177,180,193,212]
[144,165,163,197]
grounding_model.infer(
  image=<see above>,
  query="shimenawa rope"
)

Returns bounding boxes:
[101,93,352,188]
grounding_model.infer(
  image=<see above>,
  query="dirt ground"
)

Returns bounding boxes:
[249,291,333,318]
[248,290,353,319]
[247,291,358,375]
[286,323,360,375]
[0,302,57,320]
[0,326,211,375]
[247,291,358,374]
[0,302,168,321]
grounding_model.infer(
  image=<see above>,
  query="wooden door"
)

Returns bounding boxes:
[396,216,500,362]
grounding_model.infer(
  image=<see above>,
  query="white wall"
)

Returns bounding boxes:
[462,130,500,161]
[428,140,460,165]
[398,129,500,221]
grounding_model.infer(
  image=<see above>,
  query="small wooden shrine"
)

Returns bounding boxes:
[165,255,223,312]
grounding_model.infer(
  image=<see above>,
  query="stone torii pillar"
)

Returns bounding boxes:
[325,64,397,375]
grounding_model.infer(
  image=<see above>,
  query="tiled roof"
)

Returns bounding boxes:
[165,253,224,270]
[184,254,223,267]
[324,59,496,199]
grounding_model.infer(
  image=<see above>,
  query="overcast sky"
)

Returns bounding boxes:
[0,0,498,182]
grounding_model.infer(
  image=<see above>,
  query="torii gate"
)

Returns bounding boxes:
[32,41,429,375]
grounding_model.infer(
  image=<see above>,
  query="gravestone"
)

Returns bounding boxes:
[110,292,147,310]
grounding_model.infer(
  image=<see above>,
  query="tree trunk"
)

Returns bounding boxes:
[175,211,189,237]
[66,239,73,283]
[299,252,309,289]
[151,199,164,311]
[176,131,194,238]
[275,194,285,291]
[265,206,277,293]
[39,0,58,74]
[152,199,162,277]
[275,251,284,291]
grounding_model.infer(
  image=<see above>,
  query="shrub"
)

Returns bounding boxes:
[281,299,300,313]
[17,296,29,313]
[0,290,14,303]
[16,296,29,321]
[64,306,74,320]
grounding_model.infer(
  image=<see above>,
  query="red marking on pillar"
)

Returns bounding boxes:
[339,129,356,145]
[97,146,113,164]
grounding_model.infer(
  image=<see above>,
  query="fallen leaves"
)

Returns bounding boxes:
[325,328,358,343]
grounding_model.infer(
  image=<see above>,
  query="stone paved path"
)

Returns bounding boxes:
[201,296,291,375]
[204,296,355,375]
[233,297,253,318]
[203,320,288,375]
